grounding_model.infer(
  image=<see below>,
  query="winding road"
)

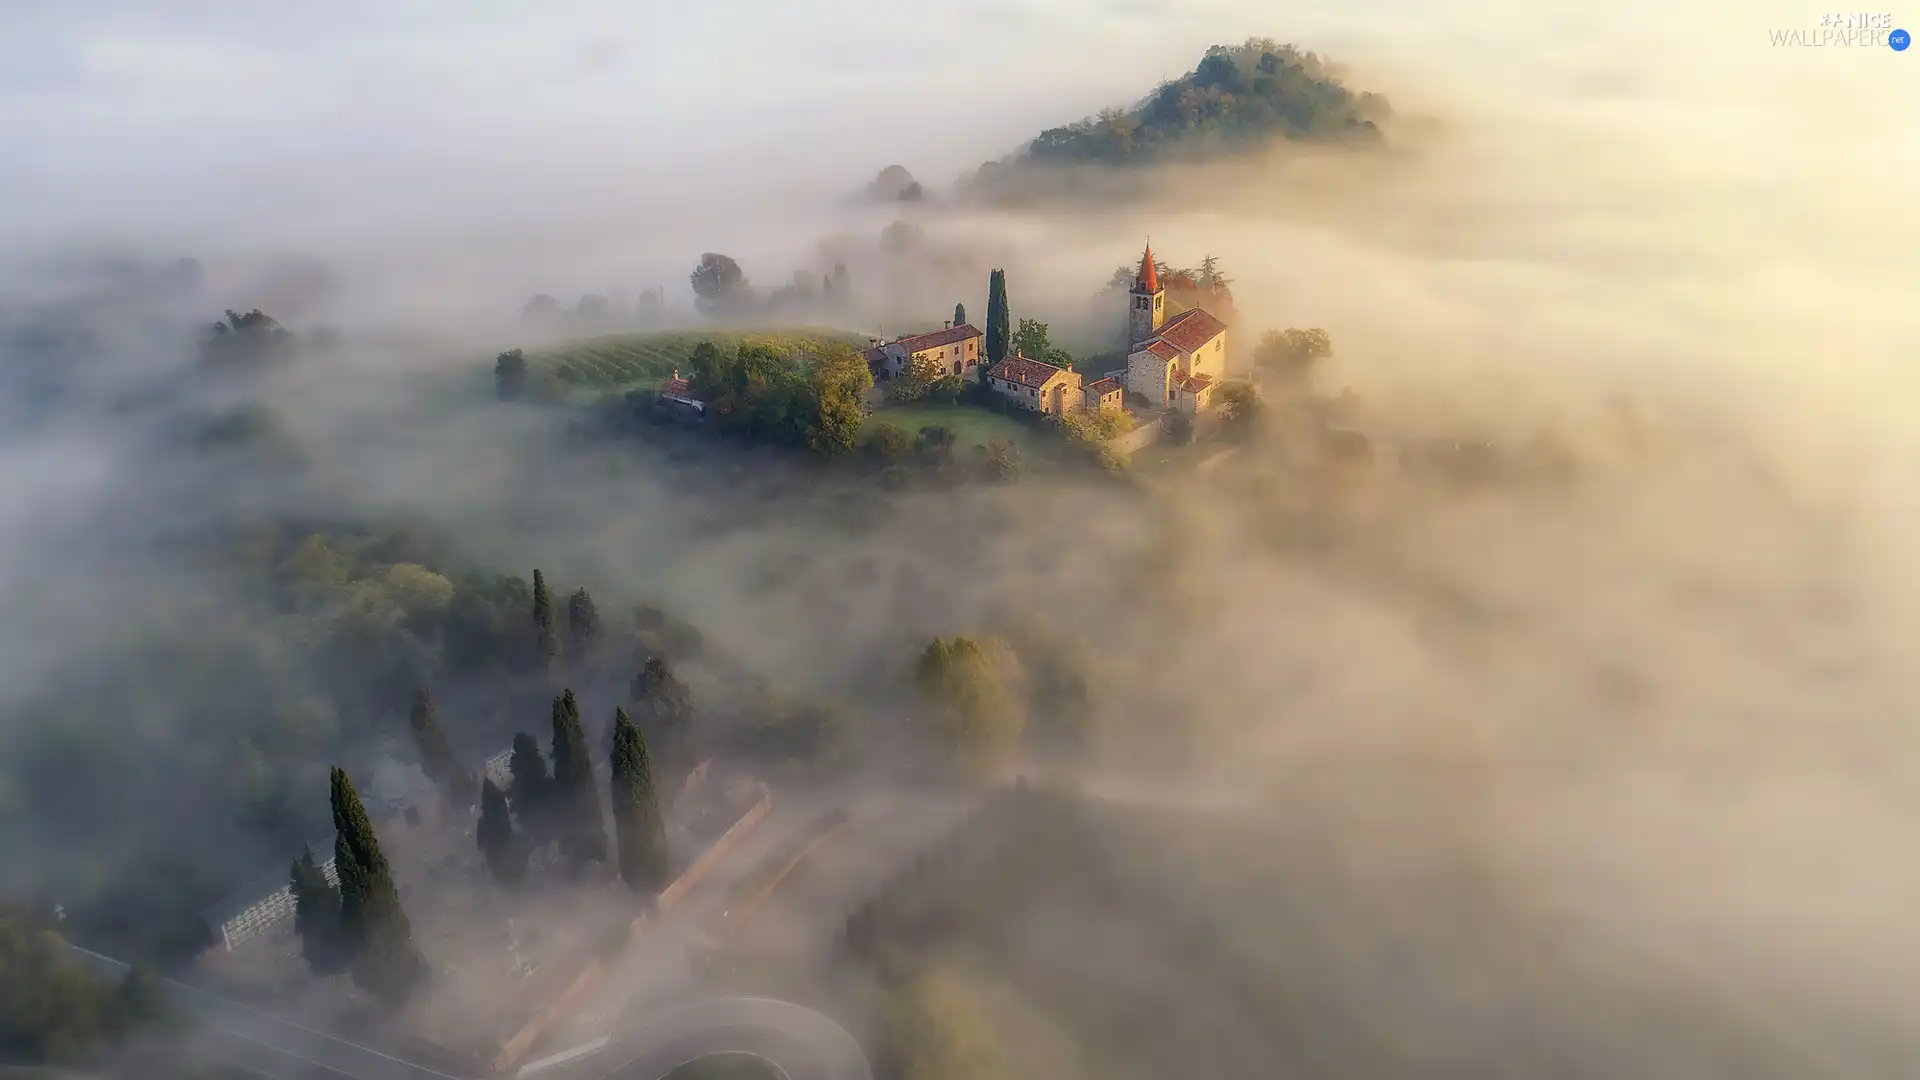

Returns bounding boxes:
[575,998,870,1080]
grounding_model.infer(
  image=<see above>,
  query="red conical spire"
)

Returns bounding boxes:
[1134,241,1159,294]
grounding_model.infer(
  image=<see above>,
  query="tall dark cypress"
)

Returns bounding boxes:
[953,302,967,328]
[330,766,427,1003]
[549,690,607,865]
[609,707,670,892]
[506,731,551,841]
[531,568,558,672]
[985,269,1010,365]
[289,846,345,976]
[408,688,467,803]
[566,587,599,655]
[476,778,528,884]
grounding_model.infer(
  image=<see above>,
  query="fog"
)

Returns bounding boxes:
[4,0,1919,1075]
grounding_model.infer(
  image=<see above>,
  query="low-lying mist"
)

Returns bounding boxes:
[3,0,1917,1074]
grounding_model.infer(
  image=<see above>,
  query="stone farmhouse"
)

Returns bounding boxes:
[981,355,1125,416]
[1123,243,1229,412]
[863,322,985,383]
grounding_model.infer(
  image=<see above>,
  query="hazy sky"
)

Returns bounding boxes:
[4,0,1910,237]
[3,0,1914,402]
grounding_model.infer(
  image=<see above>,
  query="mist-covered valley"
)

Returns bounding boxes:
[4,2,1919,1079]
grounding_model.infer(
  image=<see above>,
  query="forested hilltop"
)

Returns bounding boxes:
[964,38,1390,201]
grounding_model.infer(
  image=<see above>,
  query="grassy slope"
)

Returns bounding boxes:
[862,403,1036,452]
[527,327,872,393]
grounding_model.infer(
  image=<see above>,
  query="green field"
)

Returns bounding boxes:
[862,404,1036,452]
[527,327,872,393]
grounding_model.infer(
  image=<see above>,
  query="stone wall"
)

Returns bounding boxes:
[1109,413,1167,457]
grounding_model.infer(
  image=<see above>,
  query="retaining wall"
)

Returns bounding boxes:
[1110,413,1166,457]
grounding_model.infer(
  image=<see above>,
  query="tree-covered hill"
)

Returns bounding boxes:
[964,38,1390,200]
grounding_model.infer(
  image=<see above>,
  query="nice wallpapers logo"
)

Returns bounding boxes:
[1768,12,1911,47]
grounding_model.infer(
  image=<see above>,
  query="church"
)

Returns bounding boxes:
[1123,243,1229,413]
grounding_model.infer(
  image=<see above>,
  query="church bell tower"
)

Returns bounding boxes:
[1127,241,1166,347]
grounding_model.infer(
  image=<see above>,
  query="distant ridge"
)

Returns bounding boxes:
[958,38,1391,203]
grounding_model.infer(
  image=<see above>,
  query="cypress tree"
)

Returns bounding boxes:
[408,688,468,803]
[609,707,670,892]
[566,587,599,655]
[953,302,967,328]
[550,690,607,865]
[476,778,528,884]
[531,568,558,672]
[631,656,694,770]
[330,766,427,1003]
[507,731,551,841]
[985,269,1010,364]
[289,846,345,976]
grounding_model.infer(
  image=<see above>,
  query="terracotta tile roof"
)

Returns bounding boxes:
[1154,307,1228,353]
[1169,371,1215,393]
[1140,339,1182,362]
[1084,377,1122,396]
[661,376,693,396]
[893,323,982,353]
[1134,244,1159,293]
[985,355,1069,389]
[861,346,888,370]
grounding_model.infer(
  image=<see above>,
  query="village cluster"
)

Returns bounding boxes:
[855,243,1230,421]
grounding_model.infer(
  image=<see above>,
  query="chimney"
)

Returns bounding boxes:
[671,367,680,381]
[943,320,951,329]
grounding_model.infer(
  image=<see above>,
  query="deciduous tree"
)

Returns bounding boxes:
[913,637,1025,778]
[804,344,874,457]
[866,420,912,461]
[888,352,944,405]
[689,253,750,315]
[1253,327,1331,384]
[631,657,694,769]
[408,688,467,803]
[1012,317,1050,360]
[1214,382,1266,440]
[495,348,528,401]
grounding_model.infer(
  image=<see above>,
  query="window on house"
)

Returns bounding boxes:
[952,361,961,376]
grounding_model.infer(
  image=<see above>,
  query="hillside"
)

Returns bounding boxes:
[525,328,872,394]
[963,38,1389,201]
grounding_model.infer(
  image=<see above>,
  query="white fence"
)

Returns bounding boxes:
[211,855,338,952]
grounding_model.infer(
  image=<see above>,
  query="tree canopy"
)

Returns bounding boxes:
[200,309,295,369]
[689,253,751,315]
[685,339,871,457]
[495,348,529,401]
[1006,40,1388,171]
[913,636,1025,778]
